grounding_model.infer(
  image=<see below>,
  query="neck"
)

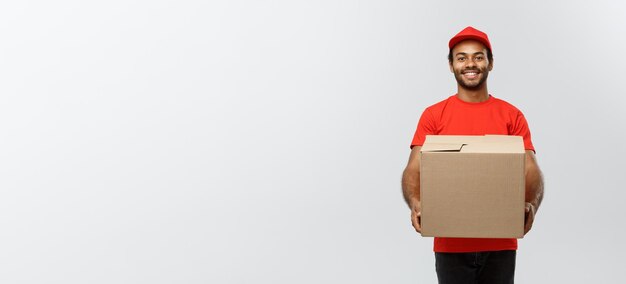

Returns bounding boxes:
[456,83,490,103]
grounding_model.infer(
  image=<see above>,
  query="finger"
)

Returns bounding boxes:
[525,221,532,234]
[415,212,422,233]
[411,213,421,233]
[524,211,534,234]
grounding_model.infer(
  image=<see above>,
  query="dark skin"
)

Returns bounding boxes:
[402,40,544,235]
[448,40,493,102]
[402,146,423,233]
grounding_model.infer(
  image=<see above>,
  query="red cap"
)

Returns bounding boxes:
[448,26,492,52]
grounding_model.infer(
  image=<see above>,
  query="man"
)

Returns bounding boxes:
[401,26,544,284]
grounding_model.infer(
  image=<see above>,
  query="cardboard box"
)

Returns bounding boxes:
[419,135,526,238]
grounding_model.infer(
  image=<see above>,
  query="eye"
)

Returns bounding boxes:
[475,56,484,61]
[457,57,466,62]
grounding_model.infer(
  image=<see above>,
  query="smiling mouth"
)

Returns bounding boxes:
[462,70,480,79]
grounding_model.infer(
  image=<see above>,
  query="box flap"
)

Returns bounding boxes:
[483,135,524,143]
[424,135,484,144]
[421,143,464,152]
[423,135,524,154]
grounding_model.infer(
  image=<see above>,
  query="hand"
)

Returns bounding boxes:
[524,202,536,235]
[411,202,422,234]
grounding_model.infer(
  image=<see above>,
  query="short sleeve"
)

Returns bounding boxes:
[511,111,535,152]
[410,108,437,148]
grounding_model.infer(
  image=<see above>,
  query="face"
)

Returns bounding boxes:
[449,40,493,90]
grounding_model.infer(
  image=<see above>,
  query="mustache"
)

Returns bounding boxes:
[461,68,481,73]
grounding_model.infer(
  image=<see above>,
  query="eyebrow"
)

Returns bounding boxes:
[455,52,485,56]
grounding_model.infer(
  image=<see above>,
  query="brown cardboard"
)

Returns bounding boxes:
[419,135,526,238]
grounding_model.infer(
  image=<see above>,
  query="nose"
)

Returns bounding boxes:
[465,59,476,68]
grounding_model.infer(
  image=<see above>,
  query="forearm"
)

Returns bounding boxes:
[404,163,423,233]
[525,154,544,211]
[403,146,422,210]
[402,168,420,209]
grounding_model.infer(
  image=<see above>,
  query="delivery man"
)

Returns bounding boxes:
[401,26,545,284]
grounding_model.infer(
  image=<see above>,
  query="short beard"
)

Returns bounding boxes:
[454,69,489,90]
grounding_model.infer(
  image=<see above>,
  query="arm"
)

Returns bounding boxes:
[402,146,422,234]
[524,150,544,235]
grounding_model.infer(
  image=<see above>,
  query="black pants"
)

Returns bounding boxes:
[435,250,516,284]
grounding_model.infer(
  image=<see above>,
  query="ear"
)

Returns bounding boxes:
[488,59,494,71]
[449,61,454,73]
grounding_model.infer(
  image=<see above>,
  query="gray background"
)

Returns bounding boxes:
[1,0,625,283]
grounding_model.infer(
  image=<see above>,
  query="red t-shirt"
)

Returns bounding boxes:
[411,94,535,253]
